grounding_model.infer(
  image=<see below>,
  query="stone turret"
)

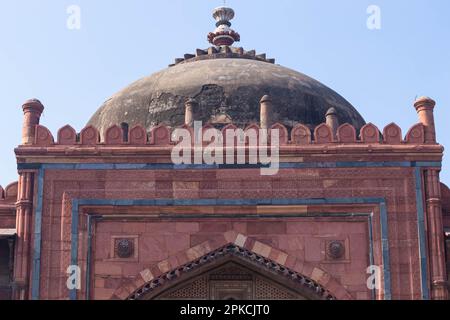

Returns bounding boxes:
[21,99,44,145]
[260,95,273,130]
[185,98,197,127]
[326,108,339,139]
[414,96,437,144]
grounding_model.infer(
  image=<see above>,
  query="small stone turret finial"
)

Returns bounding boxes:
[207,6,240,47]
[414,96,437,143]
[21,99,44,145]
[326,107,339,139]
[260,95,273,129]
[185,98,197,127]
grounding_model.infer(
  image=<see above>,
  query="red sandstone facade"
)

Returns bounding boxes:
[1,6,449,301]
[0,95,448,300]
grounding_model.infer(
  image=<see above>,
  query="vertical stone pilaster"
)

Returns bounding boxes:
[12,171,35,300]
[424,168,449,300]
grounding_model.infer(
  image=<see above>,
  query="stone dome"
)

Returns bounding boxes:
[88,57,365,135]
[88,6,365,135]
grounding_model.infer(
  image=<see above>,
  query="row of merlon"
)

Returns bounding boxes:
[28,121,428,146]
[169,46,275,66]
[19,95,438,146]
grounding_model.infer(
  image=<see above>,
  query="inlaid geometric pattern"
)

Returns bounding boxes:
[164,276,208,300]
[158,262,303,300]
[255,277,297,300]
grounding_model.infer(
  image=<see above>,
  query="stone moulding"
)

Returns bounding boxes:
[169,46,276,67]
[24,122,438,148]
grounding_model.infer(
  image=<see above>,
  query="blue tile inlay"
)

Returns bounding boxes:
[19,161,442,172]
[414,167,430,300]
[31,168,44,300]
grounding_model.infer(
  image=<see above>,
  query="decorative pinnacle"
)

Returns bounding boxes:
[22,98,44,113]
[207,6,240,47]
[414,96,436,110]
[326,108,337,117]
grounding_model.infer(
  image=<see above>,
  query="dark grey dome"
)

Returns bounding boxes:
[88,57,365,135]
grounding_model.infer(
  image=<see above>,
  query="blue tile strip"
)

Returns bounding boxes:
[69,199,79,300]
[367,213,376,300]
[31,168,44,300]
[28,160,442,300]
[85,215,95,300]
[379,201,391,300]
[414,167,430,300]
[18,161,442,171]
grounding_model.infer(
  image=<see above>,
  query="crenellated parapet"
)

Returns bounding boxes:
[169,46,275,67]
[0,182,18,231]
[0,182,18,227]
[16,95,442,167]
[28,121,427,147]
[0,182,18,205]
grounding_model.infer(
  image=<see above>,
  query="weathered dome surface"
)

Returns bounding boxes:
[88,58,366,135]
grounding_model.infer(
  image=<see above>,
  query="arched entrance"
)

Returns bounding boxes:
[153,259,309,300]
[128,244,336,300]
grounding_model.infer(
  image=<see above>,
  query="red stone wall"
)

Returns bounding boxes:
[0,215,16,229]
[35,166,422,300]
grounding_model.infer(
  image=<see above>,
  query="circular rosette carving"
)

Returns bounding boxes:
[291,124,311,145]
[337,124,356,143]
[383,123,402,144]
[405,123,425,144]
[116,239,134,259]
[314,124,333,144]
[327,241,345,260]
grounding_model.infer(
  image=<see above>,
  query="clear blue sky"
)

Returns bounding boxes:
[1,0,449,186]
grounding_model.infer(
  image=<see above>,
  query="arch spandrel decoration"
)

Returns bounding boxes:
[127,244,336,301]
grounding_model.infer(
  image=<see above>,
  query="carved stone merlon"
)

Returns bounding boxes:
[184,98,197,127]
[260,95,273,130]
[21,99,44,145]
[326,108,339,139]
[414,96,436,144]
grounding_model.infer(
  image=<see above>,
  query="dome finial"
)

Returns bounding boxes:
[207,6,240,47]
